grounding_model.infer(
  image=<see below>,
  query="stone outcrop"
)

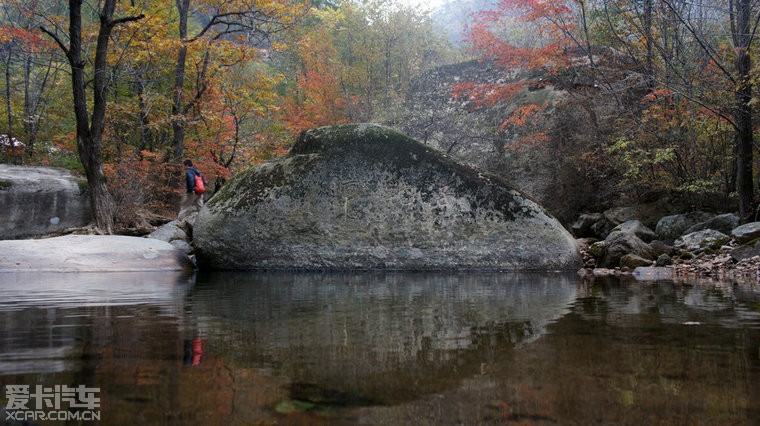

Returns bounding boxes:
[0,165,90,239]
[388,56,646,224]
[194,124,581,271]
[0,235,193,272]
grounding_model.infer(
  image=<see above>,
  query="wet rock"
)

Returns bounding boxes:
[0,165,90,239]
[194,124,582,271]
[730,222,760,244]
[674,229,731,252]
[655,212,716,243]
[0,235,193,272]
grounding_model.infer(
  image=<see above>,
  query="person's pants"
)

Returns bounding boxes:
[179,192,204,219]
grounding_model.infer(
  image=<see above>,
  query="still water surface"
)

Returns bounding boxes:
[0,271,759,425]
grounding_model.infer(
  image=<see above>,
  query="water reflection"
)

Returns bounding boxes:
[189,272,579,404]
[0,271,757,424]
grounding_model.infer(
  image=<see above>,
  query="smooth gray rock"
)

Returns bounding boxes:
[655,212,716,242]
[0,235,193,272]
[731,222,760,244]
[0,165,90,239]
[194,124,582,271]
[148,220,188,243]
[610,220,656,243]
[731,241,760,262]
[674,229,730,252]
[683,213,739,235]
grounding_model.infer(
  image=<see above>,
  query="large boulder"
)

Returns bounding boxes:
[0,235,193,272]
[194,124,582,271]
[0,165,90,239]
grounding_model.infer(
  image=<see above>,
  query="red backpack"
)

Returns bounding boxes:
[194,172,206,194]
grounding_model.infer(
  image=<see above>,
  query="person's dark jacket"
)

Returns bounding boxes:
[185,167,202,193]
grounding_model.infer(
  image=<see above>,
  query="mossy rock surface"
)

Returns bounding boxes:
[194,124,582,271]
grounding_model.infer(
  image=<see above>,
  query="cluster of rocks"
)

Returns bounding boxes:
[573,208,760,281]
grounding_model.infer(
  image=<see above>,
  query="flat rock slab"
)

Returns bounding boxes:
[0,235,193,272]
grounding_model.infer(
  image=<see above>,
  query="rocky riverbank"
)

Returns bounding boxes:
[574,209,760,283]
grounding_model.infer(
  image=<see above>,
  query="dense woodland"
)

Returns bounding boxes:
[1,0,760,231]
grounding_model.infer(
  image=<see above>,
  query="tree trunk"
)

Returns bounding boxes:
[5,46,13,142]
[171,0,190,163]
[734,0,754,221]
[67,0,119,232]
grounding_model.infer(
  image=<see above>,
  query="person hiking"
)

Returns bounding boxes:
[179,159,206,219]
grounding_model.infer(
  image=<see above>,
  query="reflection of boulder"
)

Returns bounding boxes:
[0,271,192,376]
[191,272,578,403]
[195,124,581,271]
[0,165,90,239]
[0,271,192,309]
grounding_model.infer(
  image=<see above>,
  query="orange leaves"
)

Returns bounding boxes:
[453,82,526,108]
[499,104,542,131]
[282,28,350,134]
[0,25,53,52]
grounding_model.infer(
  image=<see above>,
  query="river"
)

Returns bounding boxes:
[0,271,758,424]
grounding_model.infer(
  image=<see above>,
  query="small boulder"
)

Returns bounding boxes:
[148,220,188,243]
[683,213,739,235]
[731,241,760,262]
[620,254,653,269]
[674,229,730,252]
[610,220,656,243]
[655,212,716,243]
[597,231,654,268]
[570,213,602,238]
[731,222,760,244]
[655,253,672,267]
